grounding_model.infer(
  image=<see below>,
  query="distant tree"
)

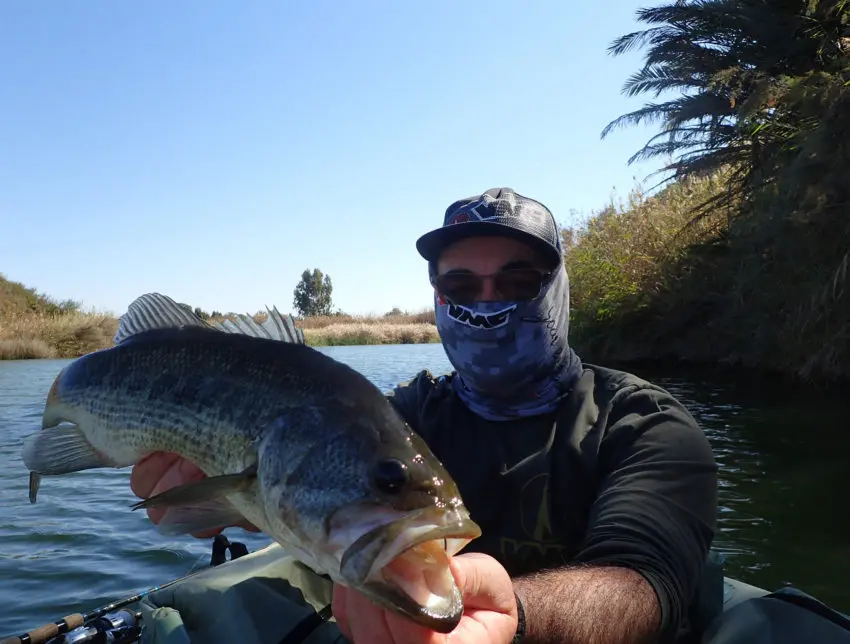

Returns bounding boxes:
[293,268,334,317]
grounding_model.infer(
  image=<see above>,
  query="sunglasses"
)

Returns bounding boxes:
[431,267,552,306]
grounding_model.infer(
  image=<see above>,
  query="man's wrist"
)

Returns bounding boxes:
[511,591,526,643]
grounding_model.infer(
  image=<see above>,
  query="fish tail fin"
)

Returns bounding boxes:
[28,471,41,504]
[22,425,115,502]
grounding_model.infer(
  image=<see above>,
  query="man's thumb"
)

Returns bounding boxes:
[449,553,517,616]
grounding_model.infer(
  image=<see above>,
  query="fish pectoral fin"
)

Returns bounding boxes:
[22,426,114,503]
[130,464,257,512]
[132,466,257,536]
[154,499,249,536]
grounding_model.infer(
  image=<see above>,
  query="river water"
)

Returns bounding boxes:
[1,344,848,635]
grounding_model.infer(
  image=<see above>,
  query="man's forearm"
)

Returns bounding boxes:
[512,564,661,644]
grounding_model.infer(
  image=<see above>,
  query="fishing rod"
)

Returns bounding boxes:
[0,570,192,644]
[1,535,250,644]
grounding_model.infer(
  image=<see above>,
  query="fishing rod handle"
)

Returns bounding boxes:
[0,614,84,644]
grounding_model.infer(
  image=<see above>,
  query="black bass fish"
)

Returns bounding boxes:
[21,293,481,633]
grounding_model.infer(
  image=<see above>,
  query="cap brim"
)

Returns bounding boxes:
[416,221,561,266]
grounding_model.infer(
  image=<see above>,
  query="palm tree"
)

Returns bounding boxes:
[602,0,850,225]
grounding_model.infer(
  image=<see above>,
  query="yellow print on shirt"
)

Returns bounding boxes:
[499,472,568,568]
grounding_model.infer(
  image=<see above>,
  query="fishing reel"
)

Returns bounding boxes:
[47,610,141,644]
[4,536,252,644]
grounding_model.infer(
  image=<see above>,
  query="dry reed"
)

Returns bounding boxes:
[0,311,118,359]
[296,309,435,330]
[0,338,58,360]
[304,322,439,346]
[0,308,439,359]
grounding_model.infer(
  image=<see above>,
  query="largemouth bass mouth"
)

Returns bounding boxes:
[21,293,481,633]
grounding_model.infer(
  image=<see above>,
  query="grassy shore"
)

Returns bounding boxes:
[293,310,438,346]
[563,167,850,384]
[0,307,439,360]
[0,311,119,360]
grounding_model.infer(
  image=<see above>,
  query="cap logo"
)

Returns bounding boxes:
[446,198,498,225]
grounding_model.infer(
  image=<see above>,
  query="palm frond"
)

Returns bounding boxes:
[600,101,681,139]
[623,63,705,98]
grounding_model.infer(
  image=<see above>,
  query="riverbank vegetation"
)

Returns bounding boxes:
[0,275,115,359]
[294,310,438,346]
[0,274,438,359]
[565,0,850,383]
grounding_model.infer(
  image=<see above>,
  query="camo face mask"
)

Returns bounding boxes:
[434,263,582,421]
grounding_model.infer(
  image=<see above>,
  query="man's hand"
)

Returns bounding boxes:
[333,552,520,644]
[129,451,260,537]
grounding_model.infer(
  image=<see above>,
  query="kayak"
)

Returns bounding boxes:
[6,539,849,644]
[700,570,850,644]
[721,575,770,611]
[132,540,850,644]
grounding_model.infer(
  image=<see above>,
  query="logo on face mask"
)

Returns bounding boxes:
[447,303,516,329]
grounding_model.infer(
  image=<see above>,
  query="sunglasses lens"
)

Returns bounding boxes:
[434,268,549,305]
[495,268,547,300]
[434,273,482,305]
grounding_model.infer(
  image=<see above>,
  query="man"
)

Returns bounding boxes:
[131,187,719,644]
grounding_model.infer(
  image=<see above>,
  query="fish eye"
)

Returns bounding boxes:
[371,458,409,495]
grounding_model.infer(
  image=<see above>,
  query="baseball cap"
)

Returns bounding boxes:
[415,187,563,267]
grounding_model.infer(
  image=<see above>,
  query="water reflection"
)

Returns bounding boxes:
[637,367,850,610]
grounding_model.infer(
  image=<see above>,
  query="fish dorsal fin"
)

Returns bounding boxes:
[115,293,212,344]
[209,306,305,345]
[115,292,306,346]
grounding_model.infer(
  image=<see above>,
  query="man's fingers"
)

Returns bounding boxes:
[130,452,184,498]
[450,553,517,616]
[130,452,205,526]
[332,584,353,640]
[148,456,207,497]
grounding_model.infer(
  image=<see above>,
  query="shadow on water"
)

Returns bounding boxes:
[0,348,849,633]
[625,362,850,613]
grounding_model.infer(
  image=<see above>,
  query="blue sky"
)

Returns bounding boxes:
[0,1,666,317]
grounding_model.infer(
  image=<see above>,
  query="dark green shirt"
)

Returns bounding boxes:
[387,363,718,643]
